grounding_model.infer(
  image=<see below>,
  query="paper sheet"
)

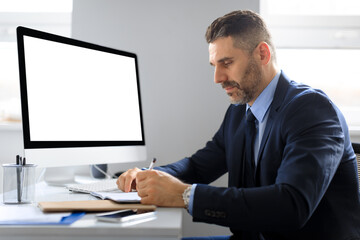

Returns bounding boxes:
[0,205,70,224]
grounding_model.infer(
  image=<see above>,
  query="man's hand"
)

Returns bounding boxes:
[116,167,142,192]
[136,170,190,207]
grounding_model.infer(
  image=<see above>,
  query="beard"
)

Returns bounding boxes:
[222,57,263,105]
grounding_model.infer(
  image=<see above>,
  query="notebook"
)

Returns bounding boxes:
[38,200,156,213]
[90,191,141,203]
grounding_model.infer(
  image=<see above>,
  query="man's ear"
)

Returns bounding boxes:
[256,42,271,65]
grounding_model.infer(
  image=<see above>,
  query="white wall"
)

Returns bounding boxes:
[71,0,259,237]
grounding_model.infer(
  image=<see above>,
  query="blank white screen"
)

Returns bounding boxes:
[24,36,143,141]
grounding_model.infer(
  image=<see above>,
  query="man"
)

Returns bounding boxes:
[117,10,360,240]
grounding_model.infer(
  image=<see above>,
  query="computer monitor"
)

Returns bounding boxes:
[16,26,147,170]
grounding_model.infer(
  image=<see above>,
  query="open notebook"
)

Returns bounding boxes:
[90,191,141,203]
[66,179,118,194]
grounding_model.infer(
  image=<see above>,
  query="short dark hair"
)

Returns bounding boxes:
[205,10,276,62]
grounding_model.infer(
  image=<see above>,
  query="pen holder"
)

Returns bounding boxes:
[2,164,37,204]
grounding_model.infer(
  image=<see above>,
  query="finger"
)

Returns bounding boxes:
[136,170,147,182]
[118,171,133,192]
[124,174,136,193]
[140,195,153,205]
[136,169,157,183]
[116,176,120,188]
[117,173,126,191]
[123,168,142,192]
[137,188,147,198]
[136,179,151,198]
[135,175,146,192]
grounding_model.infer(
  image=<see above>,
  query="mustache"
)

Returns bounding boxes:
[222,81,240,89]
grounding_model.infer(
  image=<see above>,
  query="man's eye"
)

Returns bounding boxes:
[224,61,232,67]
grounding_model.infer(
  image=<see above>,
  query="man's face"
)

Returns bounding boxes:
[209,36,263,105]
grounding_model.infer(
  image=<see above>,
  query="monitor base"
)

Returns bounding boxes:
[43,167,76,186]
[42,166,107,186]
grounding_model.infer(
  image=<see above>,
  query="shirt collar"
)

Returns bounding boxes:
[246,71,281,123]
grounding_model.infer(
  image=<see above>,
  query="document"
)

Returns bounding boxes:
[90,191,141,203]
[0,205,84,225]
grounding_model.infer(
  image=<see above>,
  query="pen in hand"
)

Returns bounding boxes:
[148,158,156,170]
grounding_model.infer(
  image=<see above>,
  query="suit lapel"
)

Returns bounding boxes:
[256,73,291,171]
[231,106,247,188]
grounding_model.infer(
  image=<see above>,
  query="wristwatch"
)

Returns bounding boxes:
[182,185,192,211]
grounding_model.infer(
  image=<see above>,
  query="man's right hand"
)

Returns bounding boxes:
[116,167,142,192]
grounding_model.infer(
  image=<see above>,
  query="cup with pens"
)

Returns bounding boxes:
[2,155,37,204]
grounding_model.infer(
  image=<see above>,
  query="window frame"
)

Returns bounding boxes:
[0,8,72,123]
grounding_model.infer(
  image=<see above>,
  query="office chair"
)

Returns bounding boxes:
[352,142,360,191]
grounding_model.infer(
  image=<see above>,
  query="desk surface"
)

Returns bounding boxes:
[0,182,182,240]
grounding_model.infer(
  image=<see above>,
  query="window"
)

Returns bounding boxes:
[0,0,72,122]
[262,0,360,16]
[261,0,360,134]
[276,48,360,127]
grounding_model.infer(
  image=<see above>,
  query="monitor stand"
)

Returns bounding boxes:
[43,167,76,186]
[42,165,109,186]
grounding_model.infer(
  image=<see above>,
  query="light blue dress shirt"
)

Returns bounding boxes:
[188,71,281,215]
[246,71,280,166]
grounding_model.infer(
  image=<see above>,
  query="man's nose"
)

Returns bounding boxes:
[214,67,227,84]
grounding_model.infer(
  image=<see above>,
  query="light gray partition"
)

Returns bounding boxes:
[72,0,259,237]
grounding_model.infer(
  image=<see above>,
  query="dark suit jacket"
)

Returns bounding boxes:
[157,72,360,240]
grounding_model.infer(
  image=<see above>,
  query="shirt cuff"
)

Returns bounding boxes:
[188,184,197,215]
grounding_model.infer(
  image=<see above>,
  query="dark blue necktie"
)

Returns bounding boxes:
[244,109,256,186]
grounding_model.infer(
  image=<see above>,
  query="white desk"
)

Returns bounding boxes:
[0,182,182,240]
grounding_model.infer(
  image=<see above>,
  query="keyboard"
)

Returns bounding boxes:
[66,178,119,194]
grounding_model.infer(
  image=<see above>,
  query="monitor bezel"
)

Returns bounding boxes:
[17,26,146,149]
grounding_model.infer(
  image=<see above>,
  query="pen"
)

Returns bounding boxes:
[20,157,26,201]
[148,158,156,170]
[16,155,21,203]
